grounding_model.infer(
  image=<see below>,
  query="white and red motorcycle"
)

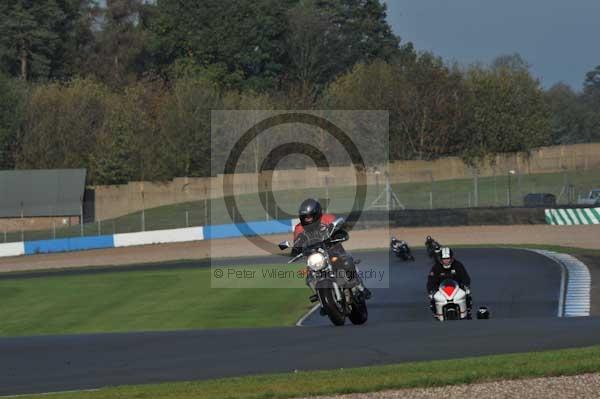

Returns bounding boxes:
[432,279,470,321]
[432,279,489,321]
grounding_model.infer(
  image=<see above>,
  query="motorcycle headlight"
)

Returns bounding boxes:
[307,253,327,271]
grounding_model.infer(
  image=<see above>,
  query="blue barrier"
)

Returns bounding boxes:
[203,219,294,240]
[10,219,295,258]
[24,235,115,255]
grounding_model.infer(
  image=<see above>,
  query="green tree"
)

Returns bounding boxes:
[52,0,100,79]
[85,0,149,88]
[0,0,68,80]
[0,73,27,168]
[491,53,530,73]
[544,83,587,144]
[461,64,551,165]
[583,64,600,105]
[158,77,222,177]
[326,53,466,161]
[18,79,109,171]
[148,0,291,90]
[285,0,400,100]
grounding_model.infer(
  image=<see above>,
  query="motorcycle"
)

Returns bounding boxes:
[279,217,369,326]
[431,279,490,321]
[425,236,442,259]
[431,279,469,321]
[391,237,415,261]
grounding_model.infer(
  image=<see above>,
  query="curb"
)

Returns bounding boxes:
[530,249,591,317]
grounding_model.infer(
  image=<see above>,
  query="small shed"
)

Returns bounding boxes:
[0,169,87,232]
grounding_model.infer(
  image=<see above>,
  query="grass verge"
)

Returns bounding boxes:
[13,345,600,399]
[0,263,310,336]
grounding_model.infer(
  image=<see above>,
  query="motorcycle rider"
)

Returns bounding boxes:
[293,198,371,300]
[391,236,413,260]
[426,247,472,317]
[425,236,442,258]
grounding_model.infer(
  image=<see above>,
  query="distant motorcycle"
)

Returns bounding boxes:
[279,217,369,327]
[425,236,442,259]
[391,237,414,261]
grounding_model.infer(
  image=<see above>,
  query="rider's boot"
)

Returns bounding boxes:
[359,285,372,300]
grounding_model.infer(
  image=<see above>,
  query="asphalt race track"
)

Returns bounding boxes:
[1,248,599,396]
[302,248,562,325]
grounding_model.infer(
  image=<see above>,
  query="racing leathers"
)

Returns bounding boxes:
[426,259,472,316]
[293,215,371,300]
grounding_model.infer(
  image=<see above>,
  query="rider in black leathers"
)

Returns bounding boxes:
[292,198,371,301]
[426,247,472,317]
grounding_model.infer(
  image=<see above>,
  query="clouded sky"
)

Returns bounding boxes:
[385,0,600,91]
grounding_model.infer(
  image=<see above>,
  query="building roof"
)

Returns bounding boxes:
[0,169,86,218]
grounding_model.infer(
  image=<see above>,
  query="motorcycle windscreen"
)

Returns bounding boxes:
[439,279,458,299]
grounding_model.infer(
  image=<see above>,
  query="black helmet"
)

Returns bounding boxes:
[298,198,322,226]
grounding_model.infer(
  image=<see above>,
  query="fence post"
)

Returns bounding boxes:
[53,220,56,239]
[473,168,479,207]
[97,219,101,236]
[80,197,84,237]
[185,211,189,227]
[204,198,208,225]
[20,201,24,242]
[429,191,433,209]
[141,189,145,232]
[265,192,269,221]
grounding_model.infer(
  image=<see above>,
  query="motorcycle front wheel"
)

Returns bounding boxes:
[318,288,346,326]
[348,299,368,325]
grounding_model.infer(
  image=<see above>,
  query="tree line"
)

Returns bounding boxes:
[0,0,599,184]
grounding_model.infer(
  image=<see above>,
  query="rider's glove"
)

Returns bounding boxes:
[464,286,471,295]
[428,291,434,300]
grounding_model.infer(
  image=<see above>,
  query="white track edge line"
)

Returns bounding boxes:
[295,303,320,327]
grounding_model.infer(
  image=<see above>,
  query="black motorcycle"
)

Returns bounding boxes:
[425,236,442,259]
[279,218,369,326]
[391,237,415,261]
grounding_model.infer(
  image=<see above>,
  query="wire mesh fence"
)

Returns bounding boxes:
[1,168,599,244]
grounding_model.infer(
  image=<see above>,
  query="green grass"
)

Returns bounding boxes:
[14,345,600,399]
[4,168,600,243]
[0,263,310,337]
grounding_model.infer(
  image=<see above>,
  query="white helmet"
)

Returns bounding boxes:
[439,247,454,269]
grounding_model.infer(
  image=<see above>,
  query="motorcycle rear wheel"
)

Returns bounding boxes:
[318,288,346,326]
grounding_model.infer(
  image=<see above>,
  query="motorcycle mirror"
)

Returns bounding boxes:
[278,240,291,250]
[331,217,345,231]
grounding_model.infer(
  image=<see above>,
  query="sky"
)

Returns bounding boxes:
[385,0,600,91]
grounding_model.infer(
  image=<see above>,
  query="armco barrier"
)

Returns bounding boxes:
[0,219,296,259]
[0,241,25,257]
[545,208,600,225]
[114,227,204,247]
[203,219,294,240]
[24,235,115,255]
[3,206,579,259]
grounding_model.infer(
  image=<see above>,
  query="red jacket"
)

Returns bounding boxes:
[293,213,337,242]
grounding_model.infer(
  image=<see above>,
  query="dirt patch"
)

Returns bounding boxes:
[0,225,599,274]
[300,373,600,399]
